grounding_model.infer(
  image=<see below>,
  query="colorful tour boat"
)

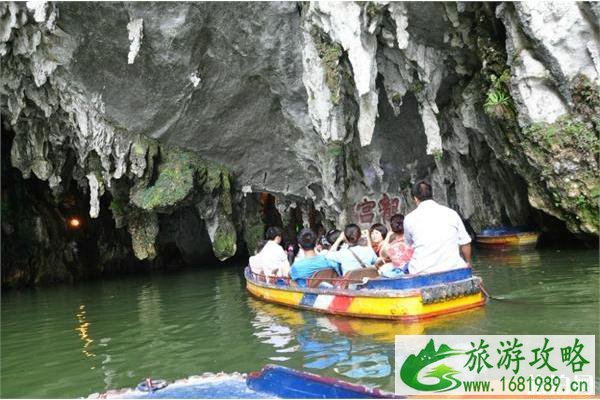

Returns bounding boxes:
[245,267,487,321]
[476,227,540,247]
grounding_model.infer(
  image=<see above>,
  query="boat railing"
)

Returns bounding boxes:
[245,266,478,292]
[245,268,367,289]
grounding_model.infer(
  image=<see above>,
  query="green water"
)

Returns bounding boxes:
[1,248,598,397]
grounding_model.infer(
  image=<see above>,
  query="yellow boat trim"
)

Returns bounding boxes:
[476,232,540,246]
[246,280,485,321]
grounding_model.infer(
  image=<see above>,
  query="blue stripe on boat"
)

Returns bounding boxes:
[300,293,318,307]
[246,365,400,398]
[360,268,473,290]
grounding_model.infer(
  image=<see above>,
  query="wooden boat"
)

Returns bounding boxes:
[476,227,540,247]
[90,364,398,398]
[245,267,487,321]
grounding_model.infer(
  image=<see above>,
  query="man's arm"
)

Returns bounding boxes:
[331,231,345,251]
[460,243,472,267]
[455,211,471,267]
[403,217,413,246]
[379,229,393,255]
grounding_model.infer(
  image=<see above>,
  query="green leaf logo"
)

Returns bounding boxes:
[400,339,464,392]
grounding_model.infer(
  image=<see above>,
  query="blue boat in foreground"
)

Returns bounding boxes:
[88,365,400,399]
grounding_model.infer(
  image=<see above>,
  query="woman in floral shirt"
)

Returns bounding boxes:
[377,214,414,277]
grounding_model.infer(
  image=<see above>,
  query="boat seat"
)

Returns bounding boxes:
[306,268,340,288]
[340,268,380,288]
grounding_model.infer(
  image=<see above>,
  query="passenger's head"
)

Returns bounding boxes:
[255,240,267,255]
[298,228,317,251]
[390,214,405,235]
[324,229,341,249]
[369,223,388,244]
[411,180,432,203]
[344,224,361,245]
[265,226,283,243]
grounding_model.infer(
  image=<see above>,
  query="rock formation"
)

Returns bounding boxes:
[1,1,598,286]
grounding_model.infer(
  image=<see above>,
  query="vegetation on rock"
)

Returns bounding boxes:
[127,143,236,260]
[484,70,516,120]
[519,75,600,233]
[432,148,443,162]
[212,226,237,260]
[311,27,344,104]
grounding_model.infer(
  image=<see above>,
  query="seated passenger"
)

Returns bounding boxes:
[377,214,414,278]
[251,226,291,278]
[249,240,268,275]
[290,228,340,287]
[368,223,388,256]
[404,180,472,274]
[326,224,377,276]
[316,229,341,255]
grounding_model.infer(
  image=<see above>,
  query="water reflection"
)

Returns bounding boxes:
[137,283,163,331]
[75,304,95,358]
[247,298,487,382]
[476,247,542,268]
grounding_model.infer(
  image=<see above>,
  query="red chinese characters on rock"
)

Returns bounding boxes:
[354,198,376,224]
[353,194,400,225]
[378,194,399,223]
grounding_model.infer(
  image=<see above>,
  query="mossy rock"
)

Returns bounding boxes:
[366,2,382,21]
[202,167,233,215]
[130,145,232,214]
[244,222,265,255]
[127,211,159,260]
[431,148,443,162]
[311,27,343,105]
[524,116,599,159]
[212,224,237,260]
[327,143,344,158]
[131,148,198,211]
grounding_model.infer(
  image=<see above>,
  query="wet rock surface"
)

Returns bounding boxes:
[1,2,597,285]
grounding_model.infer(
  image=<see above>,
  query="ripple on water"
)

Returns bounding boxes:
[1,251,599,397]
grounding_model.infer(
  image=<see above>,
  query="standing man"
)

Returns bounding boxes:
[403,180,472,275]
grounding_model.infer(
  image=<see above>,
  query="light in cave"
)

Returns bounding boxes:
[68,216,82,229]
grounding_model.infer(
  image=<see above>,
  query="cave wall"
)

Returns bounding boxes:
[0,2,598,285]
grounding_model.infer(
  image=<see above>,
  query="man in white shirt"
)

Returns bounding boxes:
[403,181,472,275]
[249,226,290,277]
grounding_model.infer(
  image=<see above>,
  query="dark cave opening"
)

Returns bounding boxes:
[1,127,146,288]
[256,192,325,250]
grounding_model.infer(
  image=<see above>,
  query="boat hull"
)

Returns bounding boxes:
[476,232,540,247]
[245,270,486,321]
[91,365,400,399]
[247,364,400,398]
